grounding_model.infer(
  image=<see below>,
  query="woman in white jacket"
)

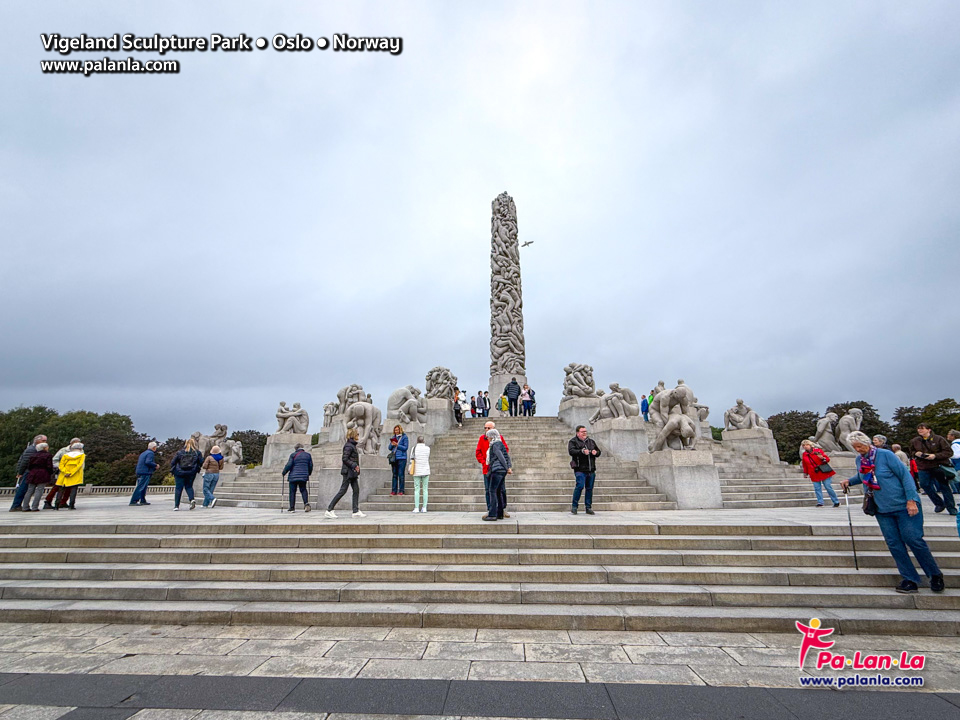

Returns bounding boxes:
[411,436,431,513]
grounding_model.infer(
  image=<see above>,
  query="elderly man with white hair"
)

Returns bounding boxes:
[841,430,944,595]
[130,441,159,506]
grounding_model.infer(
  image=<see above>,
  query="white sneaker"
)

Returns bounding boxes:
[324,510,337,519]
[210,498,217,508]
[412,508,420,513]
[189,499,196,510]
[173,507,180,512]
[352,511,366,518]
[421,507,427,513]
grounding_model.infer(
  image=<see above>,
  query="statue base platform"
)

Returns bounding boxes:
[488,373,526,407]
[638,449,723,509]
[721,427,780,465]
[262,433,312,469]
[590,415,648,460]
[558,397,601,432]
[424,398,455,436]
[824,452,857,473]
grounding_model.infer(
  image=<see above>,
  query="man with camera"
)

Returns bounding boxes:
[910,423,957,516]
[568,425,601,515]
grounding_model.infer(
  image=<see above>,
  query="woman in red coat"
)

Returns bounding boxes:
[800,439,840,507]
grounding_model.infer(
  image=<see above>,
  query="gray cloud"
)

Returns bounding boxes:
[2,1,959,439]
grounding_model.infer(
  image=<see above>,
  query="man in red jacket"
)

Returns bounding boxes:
[476,421,510,519]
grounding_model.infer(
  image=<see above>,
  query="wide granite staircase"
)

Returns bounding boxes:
[0,515,956,634]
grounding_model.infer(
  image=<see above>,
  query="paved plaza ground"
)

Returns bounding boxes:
[0,499,957,718]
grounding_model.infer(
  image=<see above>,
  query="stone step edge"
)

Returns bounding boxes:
[0,600,955,635]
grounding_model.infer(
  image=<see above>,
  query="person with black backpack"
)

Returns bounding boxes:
[282,443,313,512]
[171,438,201,510]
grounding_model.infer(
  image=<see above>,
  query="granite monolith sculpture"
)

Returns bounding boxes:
[489,191,527,397]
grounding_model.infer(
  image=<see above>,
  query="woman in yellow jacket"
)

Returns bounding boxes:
[55,441,85,510]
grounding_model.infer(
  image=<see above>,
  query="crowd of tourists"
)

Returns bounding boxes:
[449,378,538,426]
[9,435,86,511]
[800,423,957,594]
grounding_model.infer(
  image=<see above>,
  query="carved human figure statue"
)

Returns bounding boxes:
[322,402,340,428]
[425,367,458,401]
[387,385,427,424]
[336,385,365,414]
[812,412,842,452]
[649,387,700,452]
[344,401,382,455]
[276,402,309,434]
[648,380,668,427]
[562,363,599,399]
[723,399,769,431]
[588,383,640,424]
[221,439,243,465]
[836,408,864,453]
[195,424,228,457]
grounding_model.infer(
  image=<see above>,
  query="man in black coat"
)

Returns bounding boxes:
[503,378,522,417]
[568,425,601,515]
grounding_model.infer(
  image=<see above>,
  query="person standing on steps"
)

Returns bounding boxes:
[327,428,366,518]
[476,420,510,519]
[892,444,911,469]
[201,445,225,508]
[453,387,464,427]
[641,395,650,422]
[800,439,840,507]
[482,429,512,521]
[411,436,431,513]
[503,377,521,417]
[520,384,533,417]
[282,442,313,512]
[910,423,957,516]
[171,437,202,511]
[388,425,408,496]
[130,441,158,506]
[568,425,601,515]
[841,431,944,595]
[483,391,492,417]
[497,394,508,418]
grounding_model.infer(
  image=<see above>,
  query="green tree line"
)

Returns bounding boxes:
[0,406,267,487]
[767,398,960,463]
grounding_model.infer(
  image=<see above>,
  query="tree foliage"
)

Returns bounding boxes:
[767,410,820,463]
[891,399,960,446]
[1,404,267,486]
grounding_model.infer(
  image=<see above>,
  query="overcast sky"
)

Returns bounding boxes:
[2,1,958,440]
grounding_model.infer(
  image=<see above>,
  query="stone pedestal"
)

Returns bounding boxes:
[558,397,601,432]
[488,374,526,407]
[590,416,649,460]
[721,427,780,465]
[824,452,857,474]
[262,433,312,469]
[638,449,723,509]
[424,398,455,438]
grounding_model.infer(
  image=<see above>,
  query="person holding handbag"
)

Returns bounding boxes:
[841,431,944,595]
[388,425,408,496]
[800,440,840,507]
[327,428,365,518]
[410,436,430,513]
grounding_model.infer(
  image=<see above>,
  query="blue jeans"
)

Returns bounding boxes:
[392,459,407,494]
[522,400,533,416]
[813,477,839,505]
[508,398,518,416]
[10,479,29,510]
[174,475,195,508]
[572,472,595,510]
[874,508,941,584]
[202,473,220,506]
[130,474,152,504]
[642,412,649,422]
[918,468,957,513]
[487,470,506,518]
[289,480,308,509]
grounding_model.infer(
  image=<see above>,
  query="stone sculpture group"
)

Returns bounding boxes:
[723,399,768,431]
[387,385,427,424]
[589,383,640,424]
[562,363,599,399]
[648,380,703,452]
[425,367,458,401]
[191,424,242,464]
[276,402,309,434]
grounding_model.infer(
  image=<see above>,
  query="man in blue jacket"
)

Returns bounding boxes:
[282,443,314,512]
[640,395,650,422]
[130,441,158,506]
